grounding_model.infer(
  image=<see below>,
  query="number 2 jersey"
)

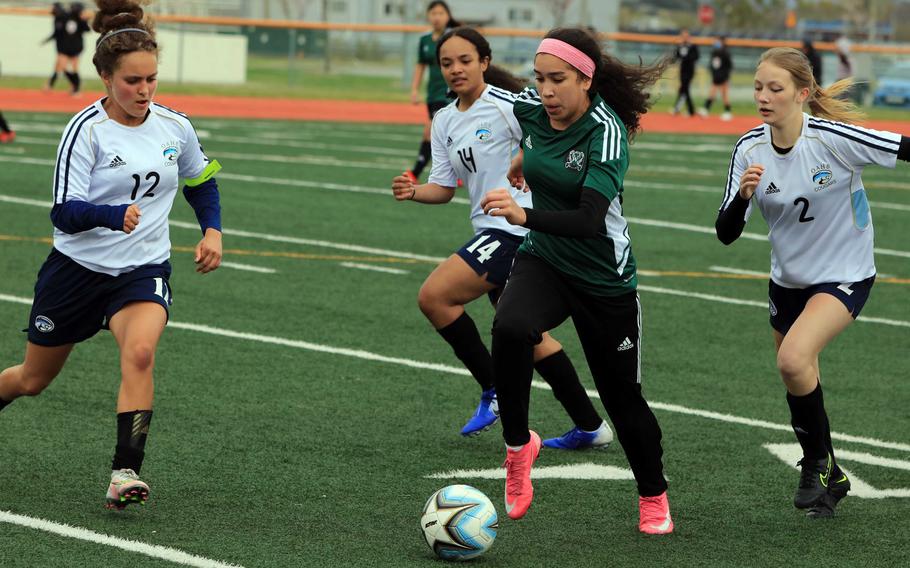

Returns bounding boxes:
[52,99,210,276]
[719,112,902,288]
[428,84,531,237]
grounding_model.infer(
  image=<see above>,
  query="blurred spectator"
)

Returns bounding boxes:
[801,39,823,86]
[671,29,699,117]
[699,36,733,120]
[43,2,90,95]
[835,35,852,80]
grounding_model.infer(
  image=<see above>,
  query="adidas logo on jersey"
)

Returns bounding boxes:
[765,182,780,194]
[446,136,453,147]
[524,135,533,150]
[617,337,634,352]
[109,155,126,168]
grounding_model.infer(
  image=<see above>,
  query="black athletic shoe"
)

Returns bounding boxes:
[794,454,832,509]
[807,464,852,518]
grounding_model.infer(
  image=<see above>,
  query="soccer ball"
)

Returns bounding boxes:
[420,484,498,561]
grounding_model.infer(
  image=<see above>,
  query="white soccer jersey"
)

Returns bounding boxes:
[52,99,210,276]
[720,113,901,288]
[428,84,531,236]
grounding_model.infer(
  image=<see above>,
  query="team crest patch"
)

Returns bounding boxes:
[810,163,835,191]
[769,298,778,317]
[162,141,179,166]
[475,122,493,142]
[565,149,585,171]
[35,315,54,333]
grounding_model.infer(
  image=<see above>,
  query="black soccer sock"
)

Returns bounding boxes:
[112,410,153,474]
[786,383,829,461]
[0,397,11,412]
[48,72,58,87]
[534,351,601,431]
[724,104,732,112]
[63,71,77,90]
[0,112,10,133]
[437,312,495,391]
[71,72,81,92]
[412,140,431,177]
[704,98,714,111]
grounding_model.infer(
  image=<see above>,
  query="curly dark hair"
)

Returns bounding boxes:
[543,27,669,140]
[91,0,158,76]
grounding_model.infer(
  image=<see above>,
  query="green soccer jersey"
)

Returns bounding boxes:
[514,88,636,296]
[417,32,449,104]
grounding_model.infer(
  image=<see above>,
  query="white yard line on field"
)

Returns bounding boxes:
[339,262,409,275]
[0,510,243,568]
[1,291,908,451]
[220,261,277,274]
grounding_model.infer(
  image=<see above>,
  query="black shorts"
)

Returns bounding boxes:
[455,229,523,304]
[427,101,447,120]
[26,248,173,347]
[495,252,643,385]
[768,276,875,336]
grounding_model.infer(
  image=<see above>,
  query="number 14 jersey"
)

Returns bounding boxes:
[52,99,210,276]
[719,113,901,288]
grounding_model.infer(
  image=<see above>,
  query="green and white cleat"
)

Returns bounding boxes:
[105,468,149,510]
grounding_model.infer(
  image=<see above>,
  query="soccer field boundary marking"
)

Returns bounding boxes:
[1,292,907,452]
[340,262,409,275]
[0,510,244,568]
[218,261,277,274]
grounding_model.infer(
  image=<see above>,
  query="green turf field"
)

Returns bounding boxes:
[0,110,908,567]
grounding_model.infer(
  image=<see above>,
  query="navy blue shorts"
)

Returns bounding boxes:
[26,248,173,347]
[456,230,524,302]
[768,276,875,336]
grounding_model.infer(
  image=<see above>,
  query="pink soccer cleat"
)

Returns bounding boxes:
[639,491,674,535]
[502,430,541,520]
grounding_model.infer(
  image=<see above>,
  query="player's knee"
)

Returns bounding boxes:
[776,347,811,380]
[122,343,156,372]
[18,369,56,397]
[492,312,537,346]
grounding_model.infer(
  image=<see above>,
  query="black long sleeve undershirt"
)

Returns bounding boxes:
[715,193,750,245]
[522,188,612,238]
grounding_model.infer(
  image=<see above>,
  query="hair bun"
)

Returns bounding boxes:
[92,0,148,35]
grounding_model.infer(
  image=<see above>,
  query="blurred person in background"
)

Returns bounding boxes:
[43,2,91,95]
[671,28,699,117]
[406,1,459,183]
[0,110,14,143]
[801,39,822,86]
[698,36,733,120]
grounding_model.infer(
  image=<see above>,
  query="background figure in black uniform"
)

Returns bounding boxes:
[801,39,823,86]
[0,110,14,143]
[43,2,90,95]
[698,36,733,120]
[671,28,699,116]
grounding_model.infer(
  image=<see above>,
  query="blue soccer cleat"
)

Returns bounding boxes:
[542,421,613,450]
[460,389,499,437]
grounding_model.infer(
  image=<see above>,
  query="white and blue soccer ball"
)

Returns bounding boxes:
[420,484,498,561]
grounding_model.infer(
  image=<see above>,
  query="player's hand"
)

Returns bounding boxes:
[506,153,527,192]
[481,188,527,226]
[123,204,141,234]
[391,173,416,201]
[739,164,765,199]
[410,89,420,105]
[194,228,222,274]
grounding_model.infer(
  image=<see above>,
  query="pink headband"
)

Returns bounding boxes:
[536,38,595,78]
